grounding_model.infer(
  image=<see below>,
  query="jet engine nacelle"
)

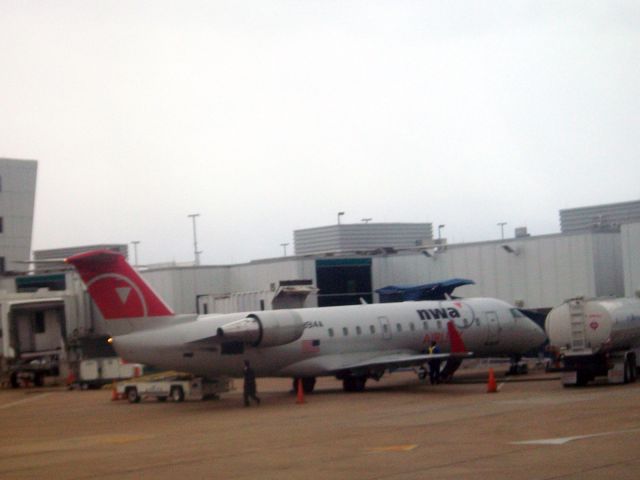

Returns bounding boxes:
[216,310,305,347]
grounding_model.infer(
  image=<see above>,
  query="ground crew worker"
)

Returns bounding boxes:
[428,341,441,385]
[243,360,261,407]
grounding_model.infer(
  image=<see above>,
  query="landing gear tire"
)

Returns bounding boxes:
[342,376,367,392]
[170,386,185,402]
[127,387,140,403]
[292,377,317,394]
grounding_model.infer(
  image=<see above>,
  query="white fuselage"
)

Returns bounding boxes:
[112,298,546,379]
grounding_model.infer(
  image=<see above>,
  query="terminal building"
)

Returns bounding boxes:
[0,158,37,273]
[1,180,640,384]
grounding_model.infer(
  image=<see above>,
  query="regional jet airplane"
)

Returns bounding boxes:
[66,250,546,392]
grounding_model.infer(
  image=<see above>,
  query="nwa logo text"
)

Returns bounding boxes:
[416,308,461,321]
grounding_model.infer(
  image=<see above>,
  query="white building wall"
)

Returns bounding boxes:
[228,258,316,293]
[138,232,627,314]
[142,266,229,314]
[0,158,37,271]
[372,232,620,309]
[622,223,640,297]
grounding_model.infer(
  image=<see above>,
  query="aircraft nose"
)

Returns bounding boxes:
[528,321,547,349]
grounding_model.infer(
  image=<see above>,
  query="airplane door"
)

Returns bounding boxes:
[378,316,392,340]
[484,311,500,345]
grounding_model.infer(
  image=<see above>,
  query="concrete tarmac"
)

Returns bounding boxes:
[1,367,640,479]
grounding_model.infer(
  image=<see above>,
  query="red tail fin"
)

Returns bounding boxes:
[447,320,467,354]
[66,250,174,320]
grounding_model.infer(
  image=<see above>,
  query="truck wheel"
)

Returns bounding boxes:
[157,396,167,402]
[170,386,185,402]
[126,387,141,403]
[34,373,44,387]
[623,357,635,384]
[576,369,589,387]
[10,372,19,388]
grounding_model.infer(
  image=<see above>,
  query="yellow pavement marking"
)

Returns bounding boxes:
[367,444,418,453]
[0,434,153,456]
[0,393,51,410]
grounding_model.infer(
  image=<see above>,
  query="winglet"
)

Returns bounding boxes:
[447,320,467,353]
[66,249,174,320]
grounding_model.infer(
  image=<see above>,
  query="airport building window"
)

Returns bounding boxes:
[369,325,375,334]
[328,328,334,337]
[356,326,362,335]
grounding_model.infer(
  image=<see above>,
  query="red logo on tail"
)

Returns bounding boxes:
[66,250,174,320]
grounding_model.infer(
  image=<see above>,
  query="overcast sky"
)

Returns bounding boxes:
[1,1,638,265]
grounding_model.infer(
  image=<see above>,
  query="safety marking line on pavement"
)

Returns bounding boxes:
[0,393,51,410]
[510,428,640,446]
[367,444,418,453]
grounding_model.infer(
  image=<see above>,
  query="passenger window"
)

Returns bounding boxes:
[396,324,402,332]
[370,325,375,334]
[423,321,428,330]
[343,327,349,336]
[328,328,334,337]
[356,326,362,335]
[383,324,388,333]
[437,320,442,329]
[409,322,415,331]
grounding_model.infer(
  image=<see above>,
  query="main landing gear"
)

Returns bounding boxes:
[507,355,529,375]
[292,377,317,394]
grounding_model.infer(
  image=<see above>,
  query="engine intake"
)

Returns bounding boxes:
[216,310,304,347]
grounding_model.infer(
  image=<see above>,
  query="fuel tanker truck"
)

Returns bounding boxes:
[546,297,640,386]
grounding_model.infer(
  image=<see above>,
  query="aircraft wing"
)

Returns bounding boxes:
[339,351,472,373]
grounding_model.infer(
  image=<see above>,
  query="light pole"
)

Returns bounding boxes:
[131,241,140,266]
[498,222,507,240]
[188,213,202,265]
[337,211,345,225]
[438,224,445,242]
[280,243,289,256]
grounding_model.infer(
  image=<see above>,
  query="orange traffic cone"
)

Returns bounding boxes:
[487,368,498,393]
[111,381,119,401]
[296,378,305,404]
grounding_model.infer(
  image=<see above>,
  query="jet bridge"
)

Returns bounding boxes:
[376,279,475,303]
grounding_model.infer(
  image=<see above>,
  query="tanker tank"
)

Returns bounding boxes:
[545,297,640,386]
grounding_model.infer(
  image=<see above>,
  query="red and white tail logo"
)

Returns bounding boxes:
[66,250,174,320]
